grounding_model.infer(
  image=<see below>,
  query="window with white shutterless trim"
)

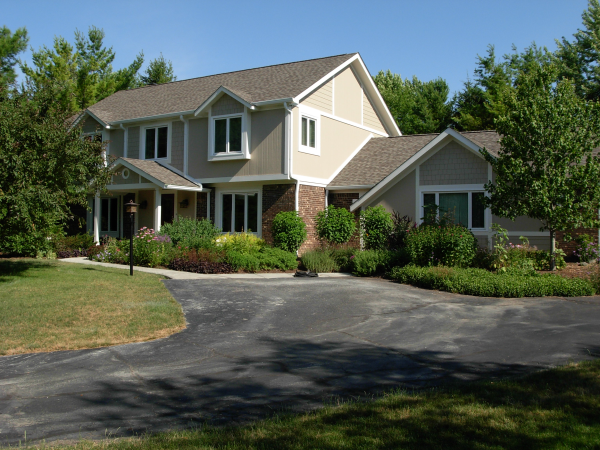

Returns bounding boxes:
[422,191,487,230]
[141,124,170,160]
[299,112,320,156]
[220,192,259,233]
[213,115,242,154]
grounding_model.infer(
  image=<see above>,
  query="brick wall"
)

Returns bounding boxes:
[420,142,488,185]
[328,192,361,248]
[261,184,296,245]
[557,227,599,259]
[196,191,215,223]
[298,185,326,254]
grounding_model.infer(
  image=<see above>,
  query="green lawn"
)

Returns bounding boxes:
[47,360,600,450]
[0,258,185,355]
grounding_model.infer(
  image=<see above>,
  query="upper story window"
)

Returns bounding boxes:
[83,132,102,143]
[301,116,316,148]
[298,109,320,156]
[145,126,168,159]
[214,116,242,154]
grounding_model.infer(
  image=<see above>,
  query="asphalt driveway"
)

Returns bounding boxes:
[1,277,600,445]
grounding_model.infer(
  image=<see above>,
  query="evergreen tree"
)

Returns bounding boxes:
[374,70,451,135]
[555,0,600,101]
[0,26,28,87]
[139,53,176,85]
[21,26,144,114]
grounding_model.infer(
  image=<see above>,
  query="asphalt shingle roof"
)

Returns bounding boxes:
[328,130,501,188]
[119,158,198,187]
[88,54,357,124]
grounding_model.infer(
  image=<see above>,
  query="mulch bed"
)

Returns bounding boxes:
[539,262,598,280]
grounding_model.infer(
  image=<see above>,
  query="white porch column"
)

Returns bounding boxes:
[93,193,101,244]
[154,188,162,232]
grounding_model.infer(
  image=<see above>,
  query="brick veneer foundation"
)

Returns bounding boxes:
[328,192,361,248]
[261,184,296,245]
[557,227,599,259]
[298,184,326,254]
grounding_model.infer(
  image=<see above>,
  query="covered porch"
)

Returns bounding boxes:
[88,158,206,243]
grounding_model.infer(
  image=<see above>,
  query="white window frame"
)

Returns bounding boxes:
[298,106,321,156]
[418,185,488,231]
[208,107,251,161]
[140,123,171,162]
[217,188,262,236]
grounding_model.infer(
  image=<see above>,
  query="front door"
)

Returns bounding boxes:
[161,194,175,226]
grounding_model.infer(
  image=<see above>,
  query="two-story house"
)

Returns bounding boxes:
[77,53,557,252]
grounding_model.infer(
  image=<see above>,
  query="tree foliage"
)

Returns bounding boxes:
[555,0,600,101]
[315,205,357,245]
[21,26,144,114]
[0,84,112,255]
[139,53,176,85]
[452,44,552,131]
[481,62,600,267]
[374,70,452,134]
[0,26,28,87]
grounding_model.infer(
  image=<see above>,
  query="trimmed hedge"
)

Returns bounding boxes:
[225,247,298,272]
[388,265,595,298]
[169,258,234,274]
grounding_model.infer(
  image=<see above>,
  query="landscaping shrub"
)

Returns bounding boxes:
[272,211,307,253]
[168,248,232,274]
[215,232,264,253]
[301,250,337,273]
[360,206,393,250]
[88,237,126,264]
[389,212,414,250]
[574,234,599,263]
[405,224,478,267]
[329,248,357,272]
[52,233,94,253]
[224,247,297,272]
[351,250,392,277]
[159,217,220,249]
[472,247,496,270]
[388,265,595,297]
[315,205,356,245]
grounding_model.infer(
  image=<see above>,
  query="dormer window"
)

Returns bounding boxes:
[214,116,242,153]
[145,126,168,159]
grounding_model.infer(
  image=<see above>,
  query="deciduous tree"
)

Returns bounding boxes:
[481,63,600,269]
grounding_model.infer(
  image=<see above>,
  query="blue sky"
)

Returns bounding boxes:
[4,0,590,95]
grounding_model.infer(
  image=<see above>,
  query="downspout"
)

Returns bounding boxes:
[284,102,292,178]
[120,124,128,158]
[179,115,189,176]
[295,179,300,212]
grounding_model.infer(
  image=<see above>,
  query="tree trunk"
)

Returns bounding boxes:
[550,229,556,271]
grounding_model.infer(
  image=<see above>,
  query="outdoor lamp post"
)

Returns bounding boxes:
[124,200,139,276]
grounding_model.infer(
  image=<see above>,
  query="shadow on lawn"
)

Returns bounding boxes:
[54,338,598,449]
[0,258,55,282]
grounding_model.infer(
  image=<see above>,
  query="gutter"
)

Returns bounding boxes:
[110,110,196,126]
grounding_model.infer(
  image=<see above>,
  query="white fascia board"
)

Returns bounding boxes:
[444,128,487,159]
[165,185,205,192]
[155,160,202,188]
[293,54,359,103]
[350,131,452,212]
[353,55,401,137]
[111,158,168,189]
[108,183,157,190]
[70,111,108,131]
[86,110,110,129]
[110,110,196,126]
[194,86,254,116]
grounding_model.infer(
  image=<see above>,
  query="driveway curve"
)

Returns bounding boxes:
[1,277,599,445]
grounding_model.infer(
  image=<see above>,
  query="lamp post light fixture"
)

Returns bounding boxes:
[124,200,139,276]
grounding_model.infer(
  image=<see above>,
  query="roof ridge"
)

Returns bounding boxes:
[106,53,357,95]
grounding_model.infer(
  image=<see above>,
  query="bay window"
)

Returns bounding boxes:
[221,193,258,233]
[422,191,486,229]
